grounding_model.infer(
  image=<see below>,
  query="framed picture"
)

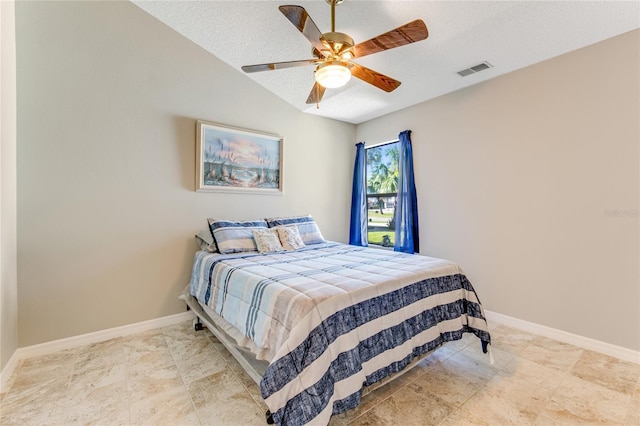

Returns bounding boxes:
[196,120,283,194]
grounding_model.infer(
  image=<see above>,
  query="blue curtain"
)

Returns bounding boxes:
[349,142,368,246]
[394,130,419,253]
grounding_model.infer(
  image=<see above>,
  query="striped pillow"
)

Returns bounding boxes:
[265,215,326,245]
[207,219,268,254]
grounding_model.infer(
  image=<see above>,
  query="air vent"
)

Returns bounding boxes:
[457,61,492,77]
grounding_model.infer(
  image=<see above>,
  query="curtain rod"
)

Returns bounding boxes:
[364,138,399,149]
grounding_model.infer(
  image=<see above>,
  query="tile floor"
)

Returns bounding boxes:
[1,320,638,425]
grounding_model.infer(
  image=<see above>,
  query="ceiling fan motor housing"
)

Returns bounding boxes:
[320,32,355,60]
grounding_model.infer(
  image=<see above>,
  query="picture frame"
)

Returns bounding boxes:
[196,120,283,194]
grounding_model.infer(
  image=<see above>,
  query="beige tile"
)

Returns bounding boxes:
[438,406,492,426]
[69,362,126,396]
[174,339,227,384]
[74,337,124,374]
[127,363,185,402]
[459,341,513,370]
[20,348,76,370]
[488,324,537,355]
[129,386,200,426]
[440,346,499,382]
[168,318,215,336]
[421,344,459,364]
[533,413,566,425]
[188,369,264,425]
[161,319,200,337]
[365,366,416,402]
[570,349,640,395]
[163,320,215,350]
[413,356,491,407]
[387,382,455,425]
[4,319,635,426]
[230,363,269,411]
[460,371,553,424]
[69,381,130,426]
[123,329,171,362]
[244,380,269,412]
[541,373,631,424]
[501,356,569,393]
[10,349,75,391]
[441,332,477,354]
[347,397,411,426]
[519,336,583,372]
[1,364,18,396]
[3,399,83,426]
[0,376,76,425]
[626,381,640,425]
[327,412,351,426]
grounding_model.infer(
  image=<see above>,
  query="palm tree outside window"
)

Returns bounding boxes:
[366,141,399,247]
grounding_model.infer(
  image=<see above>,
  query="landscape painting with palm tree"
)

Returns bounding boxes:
[197,122,282,193]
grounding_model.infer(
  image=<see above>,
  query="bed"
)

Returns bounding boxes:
[183,217,491,426]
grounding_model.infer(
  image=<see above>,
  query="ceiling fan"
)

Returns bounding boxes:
[241,0,429,107]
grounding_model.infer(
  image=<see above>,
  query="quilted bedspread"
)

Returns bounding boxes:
[189,242,491,425]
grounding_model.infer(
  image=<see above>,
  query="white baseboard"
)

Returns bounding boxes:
[0,311,194,392]
[485,310,640,364]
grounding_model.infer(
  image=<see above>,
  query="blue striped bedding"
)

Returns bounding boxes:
[189,242,491,425]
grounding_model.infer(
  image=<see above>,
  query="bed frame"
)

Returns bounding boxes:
[180,285,436,425]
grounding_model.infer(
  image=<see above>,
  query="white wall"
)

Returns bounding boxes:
[1,0,19,374]
[16,1,355,347]
[357,30,640,351]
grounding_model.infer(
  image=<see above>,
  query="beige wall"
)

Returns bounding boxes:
[357,30,640,351]
[16,1,355,346]
[1,0,19,372]
[13,1,640,354]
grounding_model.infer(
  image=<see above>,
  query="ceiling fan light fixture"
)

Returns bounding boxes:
[315,61,351,88]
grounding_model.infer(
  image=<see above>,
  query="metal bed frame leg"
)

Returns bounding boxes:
[265,410,274,424]
[187,304,204,331]
[193,316,204,331]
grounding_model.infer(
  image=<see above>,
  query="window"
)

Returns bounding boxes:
[366,141,399,247]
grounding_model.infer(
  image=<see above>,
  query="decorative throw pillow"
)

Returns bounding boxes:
[276,225,305,251]
[265,215,326,245]
[207,219,268,254]
[252,228,284,254]
[195,229,217,253]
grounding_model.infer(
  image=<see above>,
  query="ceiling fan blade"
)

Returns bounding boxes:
[354,19,428,58]
[279,5,326,55]
[306,82,326,105]
[350,63,401,93]
[242,59,317,73]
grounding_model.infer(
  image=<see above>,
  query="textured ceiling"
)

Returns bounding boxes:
[133,1,640,124]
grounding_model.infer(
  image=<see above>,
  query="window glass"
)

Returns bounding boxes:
[366,141,399,247]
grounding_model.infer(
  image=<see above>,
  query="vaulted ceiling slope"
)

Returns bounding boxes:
[133,1,640,124]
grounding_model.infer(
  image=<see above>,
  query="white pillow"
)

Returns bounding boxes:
[276,225,305,251]
[252,228,284,254]
[195,229,217,253]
